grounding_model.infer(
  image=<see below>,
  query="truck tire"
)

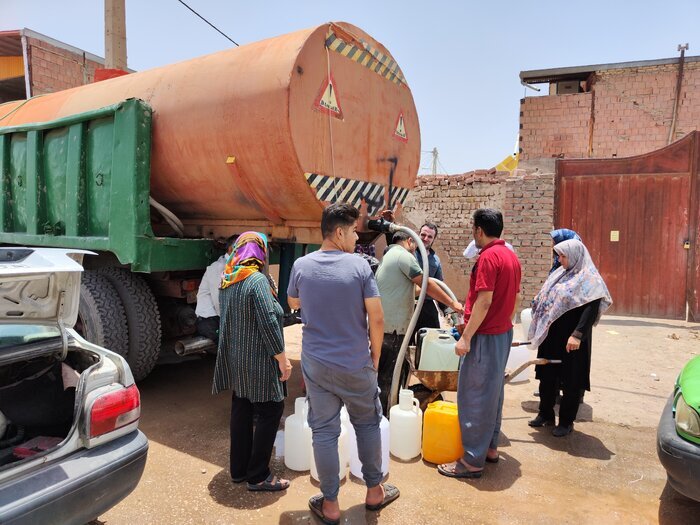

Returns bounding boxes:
[78,271,129,358]
[99,268,162,381]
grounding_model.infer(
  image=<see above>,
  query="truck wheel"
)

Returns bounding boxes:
[78,271,129,358]
[99,268,162,381]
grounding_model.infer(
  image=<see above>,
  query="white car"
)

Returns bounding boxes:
[0,248,148,525]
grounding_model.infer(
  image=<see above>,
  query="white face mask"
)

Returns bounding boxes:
[463,240,479,260]
[463,240,515,260]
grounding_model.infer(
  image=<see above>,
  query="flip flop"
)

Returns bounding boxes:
[365,483,400,511]
[308,494,340,525]
[247,473,289,492]
[437,459,483,479]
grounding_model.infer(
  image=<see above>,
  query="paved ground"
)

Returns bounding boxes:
[100,316,700,524]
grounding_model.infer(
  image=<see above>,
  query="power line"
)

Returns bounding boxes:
[176,0,239,46]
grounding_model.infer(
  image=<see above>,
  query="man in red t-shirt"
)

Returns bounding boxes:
[438,208,521,479]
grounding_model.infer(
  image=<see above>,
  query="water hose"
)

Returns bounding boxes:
[149,196,185,237]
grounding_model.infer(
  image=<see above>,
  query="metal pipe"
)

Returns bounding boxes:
[521,80,541,92]
[668,43,689,145]
[174,336,216,356]
[20,32,31,99]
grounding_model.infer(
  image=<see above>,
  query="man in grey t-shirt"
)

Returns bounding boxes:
[288,203,399,524]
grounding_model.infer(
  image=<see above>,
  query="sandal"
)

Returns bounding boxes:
[485,448,499,463]
[437,459,483,479]
[365,483,400,511]
[247,473,289,492]
[308,494,340,525]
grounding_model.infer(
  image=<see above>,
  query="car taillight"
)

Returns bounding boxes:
[89,384,141,438]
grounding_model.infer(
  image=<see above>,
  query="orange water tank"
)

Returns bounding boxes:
[0,22,420,243]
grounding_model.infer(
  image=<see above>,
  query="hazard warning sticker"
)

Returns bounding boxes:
[314,75,343,119]
[394,111,408,142]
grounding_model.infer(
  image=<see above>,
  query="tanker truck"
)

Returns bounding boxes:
[0,22,420,380]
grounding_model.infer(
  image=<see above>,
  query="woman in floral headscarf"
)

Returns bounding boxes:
[212,232,292,491]
[527,239,612,437]
[549,228,581,274]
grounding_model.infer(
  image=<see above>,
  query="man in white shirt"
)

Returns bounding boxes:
[195,236,235,343]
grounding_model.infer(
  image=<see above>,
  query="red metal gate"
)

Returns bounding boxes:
[556,132,700,320]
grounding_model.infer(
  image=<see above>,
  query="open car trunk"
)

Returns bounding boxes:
[0,346,99,469]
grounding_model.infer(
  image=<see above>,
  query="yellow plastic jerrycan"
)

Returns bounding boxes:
[421,401,462,464]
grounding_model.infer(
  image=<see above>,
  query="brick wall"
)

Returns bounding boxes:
[26,36,103,95]
[520,62,700,160]
[399,170,554,311]
[520,93,592,159]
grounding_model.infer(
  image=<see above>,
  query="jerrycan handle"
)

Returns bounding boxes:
[412,398,420,413]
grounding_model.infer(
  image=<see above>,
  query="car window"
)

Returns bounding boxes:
[0,325,62,349]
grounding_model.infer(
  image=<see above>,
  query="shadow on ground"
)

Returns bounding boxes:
[598,318,700,330]
[527,429,614,460]
[136,354,305,469]
[658,482,700,524]
[519,400,594,422]
[279,503,383,525]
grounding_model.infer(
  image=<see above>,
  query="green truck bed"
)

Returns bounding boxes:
[0,98,212,272]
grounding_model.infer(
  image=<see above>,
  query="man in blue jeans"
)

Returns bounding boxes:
[288,202,399,524]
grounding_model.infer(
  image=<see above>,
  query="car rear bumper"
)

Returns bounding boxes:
[657,396,700,502]
[0,430,148,525]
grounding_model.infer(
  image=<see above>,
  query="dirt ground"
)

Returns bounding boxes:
[100,316,700,525]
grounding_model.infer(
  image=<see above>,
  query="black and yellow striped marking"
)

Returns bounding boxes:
[304,173,410,215]
[325,31,407,86]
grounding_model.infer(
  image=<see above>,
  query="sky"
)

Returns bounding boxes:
[4,0,700,174]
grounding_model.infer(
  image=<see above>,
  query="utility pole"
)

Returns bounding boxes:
[431,147,438,175]
[105,0,127,70]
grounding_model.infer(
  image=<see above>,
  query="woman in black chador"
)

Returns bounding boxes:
[527,239,612,437]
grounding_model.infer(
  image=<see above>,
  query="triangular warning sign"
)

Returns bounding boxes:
[394,111,408,142]
[314,75,343,119]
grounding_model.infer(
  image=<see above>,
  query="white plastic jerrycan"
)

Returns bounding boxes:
[506,344,533,383]
[506,307,534,383]
[284,397,312,471]
[310,424,349,482]
[389,389,422,460]
[348,415,390,479]
[418,329,460,371]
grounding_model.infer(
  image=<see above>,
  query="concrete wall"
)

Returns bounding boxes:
[399,169,555,311]
[520,62,700,160]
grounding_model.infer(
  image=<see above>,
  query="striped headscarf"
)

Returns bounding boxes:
[220,232,271,292]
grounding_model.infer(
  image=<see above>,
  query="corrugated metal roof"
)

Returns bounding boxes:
[520,55,700,84]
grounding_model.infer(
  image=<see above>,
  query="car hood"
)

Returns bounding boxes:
[679,355,700,411]
[0,248,93,328]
